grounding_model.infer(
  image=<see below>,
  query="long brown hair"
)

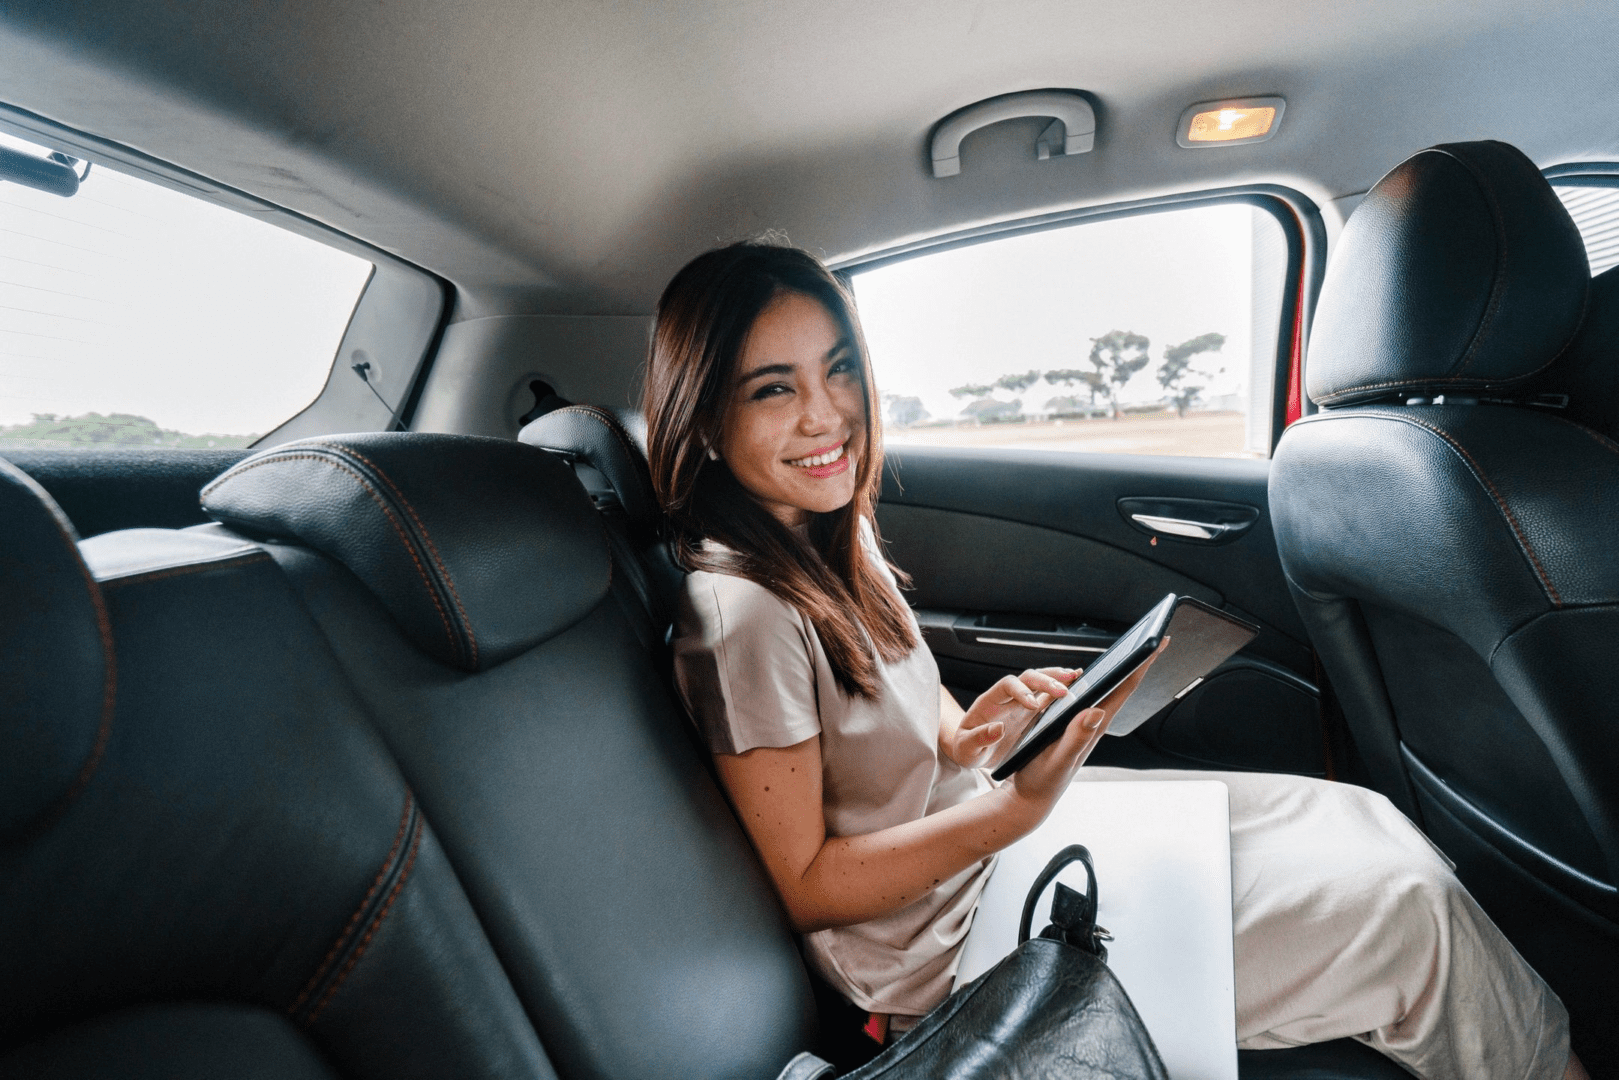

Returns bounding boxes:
[644,240,917,698]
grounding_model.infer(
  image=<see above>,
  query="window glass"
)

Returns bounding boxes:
[1552,183,1619,276]
[851,203,1289,459]
[0,131,373,449]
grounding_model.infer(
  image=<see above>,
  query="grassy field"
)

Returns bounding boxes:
[883,411,1258,458]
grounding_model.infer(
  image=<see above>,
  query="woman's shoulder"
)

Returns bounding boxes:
[681,562,809,641]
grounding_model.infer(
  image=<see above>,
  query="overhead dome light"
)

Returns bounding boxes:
[1176,97,1284,148]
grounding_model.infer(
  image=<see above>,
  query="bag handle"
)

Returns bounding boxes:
[1017,844,1110,960]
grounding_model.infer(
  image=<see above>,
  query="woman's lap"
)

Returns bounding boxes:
[1071,767,1569,1080]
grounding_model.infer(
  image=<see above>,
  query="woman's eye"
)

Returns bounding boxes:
[750,382,792,401]
[829,356,860,379]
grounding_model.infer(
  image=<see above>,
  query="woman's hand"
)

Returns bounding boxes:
[714,642,1164,934]
[939,667,1080,770]
[1007,637,1168,813]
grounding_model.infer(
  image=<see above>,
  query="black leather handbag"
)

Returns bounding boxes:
[782,845,1168,1080]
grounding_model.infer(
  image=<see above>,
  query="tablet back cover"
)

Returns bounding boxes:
[1105,599,1258,737]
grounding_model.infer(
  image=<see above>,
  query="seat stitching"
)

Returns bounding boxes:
[288,791,414,1015]
[307,809,425,1023]
[559,405,656,511]
[1362,411,1563,606]
[205,453,459,657]
[329,444,478,669]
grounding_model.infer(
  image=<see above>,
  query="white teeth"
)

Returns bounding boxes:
[789,443,845,468]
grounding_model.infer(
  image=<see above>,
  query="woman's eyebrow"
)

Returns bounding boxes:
[737,340,852,385]
[737,362,795,385]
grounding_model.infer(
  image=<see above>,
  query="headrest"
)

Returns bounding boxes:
[201,433,612,672]
[519,405,659,533]
[1308,141,1589,408]
[0,458,114,839]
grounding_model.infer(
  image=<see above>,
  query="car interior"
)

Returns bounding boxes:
[2,2,1618,1078]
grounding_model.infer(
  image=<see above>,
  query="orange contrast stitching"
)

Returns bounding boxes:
[307,811,424,1023]
[206,453,459,658]
[329,444,478,668]
[289,791,414,1016]
[1372,411,1563,606]
[565,405,655,510]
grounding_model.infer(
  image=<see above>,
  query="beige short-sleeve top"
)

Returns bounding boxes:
[671,532,995,1016]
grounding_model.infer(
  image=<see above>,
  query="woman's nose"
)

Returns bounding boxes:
[797,383,839,434]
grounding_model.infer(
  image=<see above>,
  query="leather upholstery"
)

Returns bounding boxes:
[520,404,659,531]
[1306,141,1588,407]
[1,508,554,1079]
[0,459,112,841]
[520,404,684,646]
[1272,141,1619,1050]
[202,433,611,671]
[0,447,249,537]
[262,520,819,1080]
[0,1005,340,1080]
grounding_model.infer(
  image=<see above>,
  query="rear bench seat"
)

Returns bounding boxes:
[196,433,817,1079]
[4,426,1398,1079]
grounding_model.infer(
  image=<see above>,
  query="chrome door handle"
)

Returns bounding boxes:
[1129,513,1230,541]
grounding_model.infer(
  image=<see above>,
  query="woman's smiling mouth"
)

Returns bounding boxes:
[787,442,846,469]
[786,441,851,478]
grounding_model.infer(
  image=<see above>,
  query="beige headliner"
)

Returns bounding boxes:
[2,0,1616,316]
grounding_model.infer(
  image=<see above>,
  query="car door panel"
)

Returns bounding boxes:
[878,446,1325,776]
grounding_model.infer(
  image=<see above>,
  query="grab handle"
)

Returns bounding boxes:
[930,90,1095,178]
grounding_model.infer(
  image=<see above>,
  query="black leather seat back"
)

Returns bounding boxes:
[0,458,552,1080]
[203,433,816,1080]
[1271,143,1619,962]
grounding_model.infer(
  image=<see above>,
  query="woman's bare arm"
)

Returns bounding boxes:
[714,648,1158,933]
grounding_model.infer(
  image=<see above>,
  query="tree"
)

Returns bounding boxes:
[1157,332,1226,417]
[1087,330,1152,419]
[948,382,994,399]
[1045,367,1107,413]
[883,394,929,428]
[960,397,1023,423]
[1043,394,1087,417]
[994,369,1042,394]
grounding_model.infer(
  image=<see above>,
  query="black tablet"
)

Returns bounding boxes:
[989,594,1259,780]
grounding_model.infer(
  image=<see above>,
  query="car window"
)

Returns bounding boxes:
[1551,182,1619,276]
[0,131,373,450]
[850,202,1290,459]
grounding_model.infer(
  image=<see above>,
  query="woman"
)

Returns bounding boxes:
[645,240,1584,1080]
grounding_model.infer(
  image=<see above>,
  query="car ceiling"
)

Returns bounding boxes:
[2,0,1616,318]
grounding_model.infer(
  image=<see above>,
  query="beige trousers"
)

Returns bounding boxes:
[1074,768,1570,1080]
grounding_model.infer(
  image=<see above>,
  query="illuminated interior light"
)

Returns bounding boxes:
[1176,97,1285,148]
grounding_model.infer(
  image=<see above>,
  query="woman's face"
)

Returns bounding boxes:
[717,290,867,528]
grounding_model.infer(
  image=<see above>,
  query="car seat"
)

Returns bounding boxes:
[1270,139,1619,1061]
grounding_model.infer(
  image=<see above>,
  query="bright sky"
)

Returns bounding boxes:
[0,131,372,436]
[851,203,1273,426]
